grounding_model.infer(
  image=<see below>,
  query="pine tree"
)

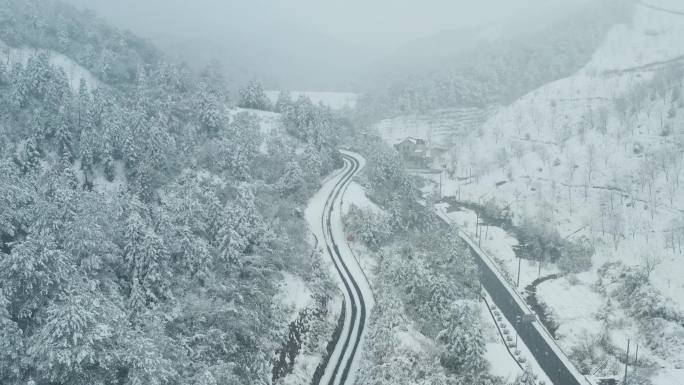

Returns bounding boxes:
[277,161,306,197]
[274,90,293,113]
[54,106,73,158]
[299,143,323,182]
[8,63,28,110]
[437,301,487,378]
[124,212,171,307]
[0,234,75,322]
[0,159,34,240]
[238,80,271,110]
[28,289,127,385]
[219,111,262,179]
[218,184,267,262]
[16,137,41,174]
[197,81,226,135]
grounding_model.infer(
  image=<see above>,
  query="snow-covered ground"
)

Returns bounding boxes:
[341,182,382,215]
[277,272,314,321]
[1,39,99,92]
[266,90,358,110]
[229,107,283,154]
[383,3,684,383]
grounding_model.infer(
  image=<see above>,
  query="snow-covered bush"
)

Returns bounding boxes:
[343,204,392,249]
[557,236,594,274]
[238,80,272,110]
[358,141,438,233]
[568,331,610,375]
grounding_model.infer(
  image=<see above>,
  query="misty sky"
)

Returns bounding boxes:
[63,0,548,51]
[62,0,571,90]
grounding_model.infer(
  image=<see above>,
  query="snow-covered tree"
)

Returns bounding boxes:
[344,204,391,249]
[277,161,306,197]
[274,90,293,113]
[437,302,487,378]
[28,289,127,385]
[218,184,268,262]
[15,137,41,174]
[557,236,594,274]
[299,143,324,182]
[197,80,226,135]
[221,111,262,179]
[238,80,271,110]
[124,212,171,309]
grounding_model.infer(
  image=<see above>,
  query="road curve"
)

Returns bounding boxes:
[314,151,371,385]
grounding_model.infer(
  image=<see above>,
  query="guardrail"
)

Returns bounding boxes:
[435,208,592,385]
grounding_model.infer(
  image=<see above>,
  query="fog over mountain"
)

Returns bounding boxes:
[62,0,570,91]
[5,1,683,385]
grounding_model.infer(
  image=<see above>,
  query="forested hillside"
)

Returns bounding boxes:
[0,0,160,86]
[0,1,346,384]
[358,0,633,121]
[435,1,684,383]
[338,140,506,385]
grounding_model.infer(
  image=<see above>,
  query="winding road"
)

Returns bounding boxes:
[307,151,373,385]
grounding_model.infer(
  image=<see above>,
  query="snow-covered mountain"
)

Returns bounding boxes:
[404,1,684,384]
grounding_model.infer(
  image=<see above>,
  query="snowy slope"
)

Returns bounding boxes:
[1,40,99,92]
[430,2,684,384]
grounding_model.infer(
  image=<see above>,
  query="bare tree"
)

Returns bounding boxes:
[584,145,596,200]
[640,251,663,280]
[607,207,624,251]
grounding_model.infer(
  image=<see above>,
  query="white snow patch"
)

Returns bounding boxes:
[92,161,127,195]
[277,272,313,320]
[1,40,99,92]
[228,107,283,154]
[485,343,522,382]
[536,276,605,348]
[395,323,434,354]
[652,367,684,385]
[341,182,381,215]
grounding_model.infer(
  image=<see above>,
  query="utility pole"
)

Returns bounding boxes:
[538,251,543,278]
[478,222,482,247]
[516,255,522,288]
[633,344,639,379]
[439,169,443,198]
[624,339,630,385]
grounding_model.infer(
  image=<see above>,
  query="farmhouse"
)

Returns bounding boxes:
[394,137,429,168]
